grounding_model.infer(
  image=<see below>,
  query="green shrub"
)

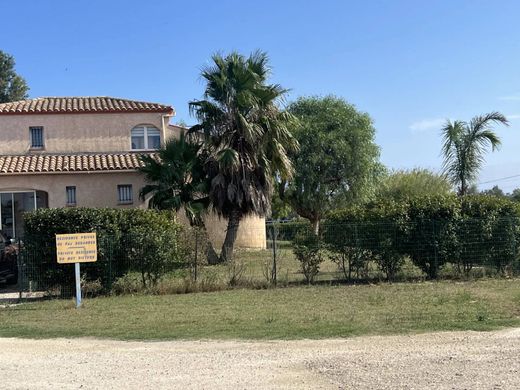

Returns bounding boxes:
[326,195,520,280]
[326,202,406,281]
[23,208,184,295]
[266,220,310,242]
[292,228,323,284]
[401,195,460,279]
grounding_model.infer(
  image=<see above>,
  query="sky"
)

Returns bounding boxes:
[2,0,520,191]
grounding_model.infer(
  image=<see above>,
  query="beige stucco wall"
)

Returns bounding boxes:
[206,213,267,250]
[0,171,266,248]
[0,171,148,208]
[0,112,179,154]
[177,212,266,250]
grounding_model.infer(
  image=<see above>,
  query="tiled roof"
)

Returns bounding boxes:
[0,152,157,174]
[0,97,173,115]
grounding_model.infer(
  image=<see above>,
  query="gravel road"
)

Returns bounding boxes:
[1,328,519,389]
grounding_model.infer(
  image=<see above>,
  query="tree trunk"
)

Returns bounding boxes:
[194,220,221,265]
[220,209,241,263]
[310,218,320,236]
[206,243,220,265]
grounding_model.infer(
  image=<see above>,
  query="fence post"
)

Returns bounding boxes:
[271,223,277,286]
[510,216,517,276]
[432,219,438,279]
[17,238,23,302]
[107,238,113,292]
[194,229,198,282]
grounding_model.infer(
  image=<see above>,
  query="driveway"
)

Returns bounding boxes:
[0,328,519,389]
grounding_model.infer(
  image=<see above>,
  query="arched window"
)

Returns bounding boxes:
[131,125,161,150]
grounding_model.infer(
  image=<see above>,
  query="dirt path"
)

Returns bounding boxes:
[1,328,519,389]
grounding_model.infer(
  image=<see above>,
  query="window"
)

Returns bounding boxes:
[131,125,160,150]
[66,186,76,206]
[0,190,46,238]
[30,127,44,148]
[117,185,133,204]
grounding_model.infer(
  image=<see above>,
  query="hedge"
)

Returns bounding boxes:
[266,220,310,242]
[324,195,520,280]
[23,208,184,294]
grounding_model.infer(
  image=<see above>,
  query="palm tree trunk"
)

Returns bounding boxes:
[220,209,241,263]
[206,242,220,265]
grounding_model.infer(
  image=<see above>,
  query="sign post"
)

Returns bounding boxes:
[74,262,81,307]
[56,233,97,308]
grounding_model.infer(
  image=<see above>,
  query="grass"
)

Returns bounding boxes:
[0,278,519,340]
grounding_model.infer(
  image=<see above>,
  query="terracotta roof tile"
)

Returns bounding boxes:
[0,152,157,174]
[0,97,173,115]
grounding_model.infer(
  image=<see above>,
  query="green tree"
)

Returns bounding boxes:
[0,50,29,103]
[376,168,452,201]
[139,131,209,224]
[510,188,520,202]
[481,185,506,198]
[441,112,508,196]
[139,132,219,264]
[189,51,298,262]
[283,96,381,234]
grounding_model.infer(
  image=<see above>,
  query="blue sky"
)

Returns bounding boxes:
[3,0,520,190]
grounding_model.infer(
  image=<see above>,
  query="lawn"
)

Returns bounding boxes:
[0,279,519,340]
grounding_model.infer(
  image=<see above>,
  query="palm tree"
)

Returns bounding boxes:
[189,51,298,262]
[139,132,219,263]
[441,112,509,196]
[139,131,209,222]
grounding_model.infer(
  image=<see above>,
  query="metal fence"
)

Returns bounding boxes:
[1,217,520,302]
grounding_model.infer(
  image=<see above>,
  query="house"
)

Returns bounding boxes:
[0,96,265,248]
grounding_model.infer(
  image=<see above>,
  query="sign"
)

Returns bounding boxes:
[56,233,97,264]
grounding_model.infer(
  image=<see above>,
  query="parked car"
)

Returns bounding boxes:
[0,232,18,285]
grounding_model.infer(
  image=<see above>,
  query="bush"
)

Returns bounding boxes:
[292,228,323,284]
[266,220,310,242]
[326,195,520,280]
[23,208,184,295]
[326,202,407,281]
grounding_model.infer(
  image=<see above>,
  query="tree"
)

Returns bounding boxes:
[189,51,297,262]
[139,131,209,223]
[139,132,219,264]
[282,96,381,234]
[376,168,452,201]
[481,185,506,198]
[441,112,509,196]
[510,188,520,202]
[0,50,29,103]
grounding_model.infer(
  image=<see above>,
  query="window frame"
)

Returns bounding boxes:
[29,126,45,149]
[130,125,161,151]
[117,184,133,205]
[66,186,77,206]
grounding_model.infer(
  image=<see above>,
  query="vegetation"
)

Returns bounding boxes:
[376,168,452,201]
[0,50,29,103]
[1,279,519,340]
[326,195,520,280]
[281,96,381,233]
[292,228,323,283]
[441,112,509,196]
[140,132,209,225]
[138,133,220,264]
[23,208,184,292]
[188,51,298,262]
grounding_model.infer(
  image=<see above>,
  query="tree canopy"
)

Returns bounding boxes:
[139,132,209,225]
[441,112,508,196]
[282,95,381,233]
[0,50,29,103]
[375,168,452,201]
[189,50,297,261]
